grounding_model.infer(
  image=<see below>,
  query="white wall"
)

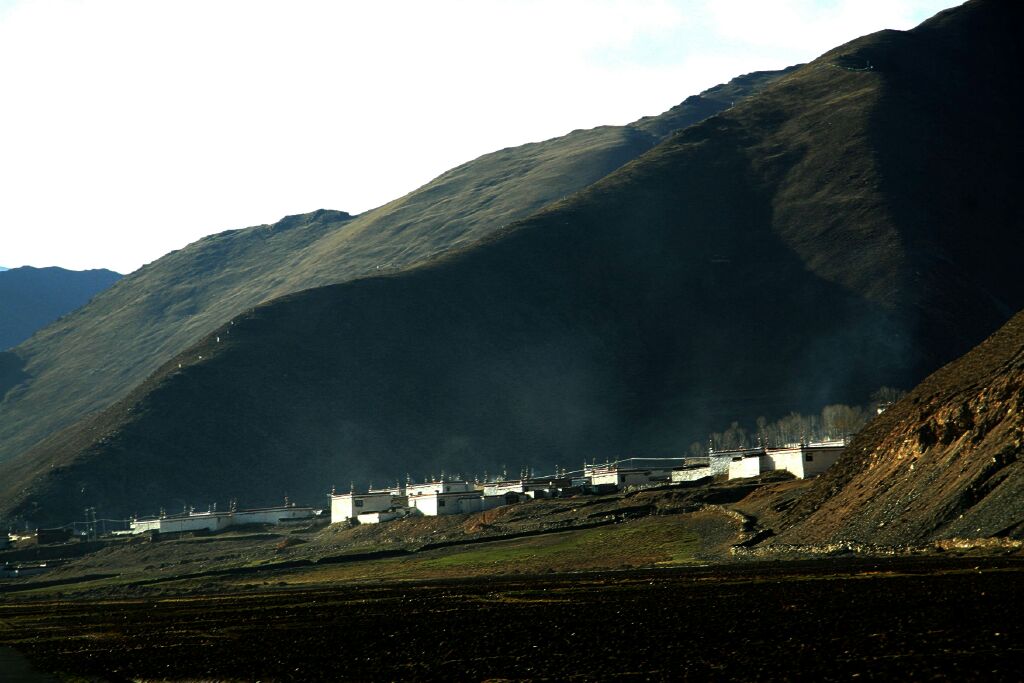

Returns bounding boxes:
[590,471,621,486]
[764,447,803,478]
[331,496,355,523]
[673,454,733,482]
[708,454,733,476]
[357,510,404,524]
[483,481,524,496]
[410,495,439,516]
[149,514,224,534]
[131,518,162,533]
[130,507,316,533]
[728,456,763,480]
[672,466,712,482]
[801,444,845,477]
[727,444,844,479]
[234,507,314,525]
[410,493,489,516]
[406,481,475,497]
[331,493,394,524]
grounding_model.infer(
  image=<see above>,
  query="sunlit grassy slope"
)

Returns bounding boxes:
[0,70,788,467]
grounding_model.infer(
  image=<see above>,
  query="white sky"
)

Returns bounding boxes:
[0,0,959,274]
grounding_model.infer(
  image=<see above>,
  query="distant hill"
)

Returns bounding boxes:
[1,0,1021,525]
[0,69,790,470]
[777,307,1024,544]
[0,267,121,350]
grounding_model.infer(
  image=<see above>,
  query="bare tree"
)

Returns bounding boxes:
[870,386,906,413]
[822,404,867,440]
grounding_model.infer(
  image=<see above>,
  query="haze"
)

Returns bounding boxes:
[0,0,958,274]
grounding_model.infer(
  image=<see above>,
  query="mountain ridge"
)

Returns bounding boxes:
[0,68,791,468]
[0,266,121,351]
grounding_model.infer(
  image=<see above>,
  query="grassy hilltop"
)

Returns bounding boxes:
[0,69,786,470]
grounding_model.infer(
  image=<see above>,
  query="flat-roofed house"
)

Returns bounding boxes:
[330,488,405,524]
[482,476,572,499]
[764,441,846,478]
[673,450,747,483]
[726,441,846,480]
[131,505,315,534]
[585,463,674,488]
[407,480,481,516]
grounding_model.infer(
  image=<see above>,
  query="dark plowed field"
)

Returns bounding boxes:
[1,556,1021,681]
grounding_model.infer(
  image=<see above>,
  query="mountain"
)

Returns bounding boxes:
[776,308,1024,545]
[0,0,1020,526]
[0,267,121,350]
[0,70,790,471]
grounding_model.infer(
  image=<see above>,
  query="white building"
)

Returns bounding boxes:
[482,480,527,496]
[767,441,846,478]
[407,480,482,516]
[726,441,846,480]
[130,505,315,535]
[406,480,476,497]
[482,477,571,498]
[585,463,675,488]
[330,488,406,524]
[356,509,408,524]
[407,480,477,516]
[727,452,765,480]
[671,451,739,483]
[325,479,527,522]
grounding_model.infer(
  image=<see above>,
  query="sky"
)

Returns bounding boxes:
[1,0,960,274]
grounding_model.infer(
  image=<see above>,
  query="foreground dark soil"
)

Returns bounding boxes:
[1,555,1020,682]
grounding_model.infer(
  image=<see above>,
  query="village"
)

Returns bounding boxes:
[327,439,846,524]
[0,440,846,559]
[89,439,845,535]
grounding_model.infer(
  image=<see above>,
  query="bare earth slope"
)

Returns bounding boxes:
[0,71,788,467]
[777,308,1024,545]
[0,0,1020,525]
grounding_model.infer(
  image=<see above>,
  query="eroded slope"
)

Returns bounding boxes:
[777,310,1024,545]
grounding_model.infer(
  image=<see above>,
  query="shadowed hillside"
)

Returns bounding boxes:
[0,70,789,467]
[2,0,1021,525]
[776,308,1024,545]
[0,266,121,350]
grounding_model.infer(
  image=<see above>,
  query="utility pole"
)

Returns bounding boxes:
[83,507,97,540]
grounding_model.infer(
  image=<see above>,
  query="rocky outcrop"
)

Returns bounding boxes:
[777,311,1024,545]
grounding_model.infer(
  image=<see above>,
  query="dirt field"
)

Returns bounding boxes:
[1,555,1021,682]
